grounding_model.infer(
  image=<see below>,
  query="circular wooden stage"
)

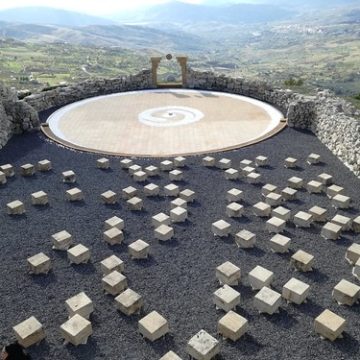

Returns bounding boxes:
[43,89,286,157]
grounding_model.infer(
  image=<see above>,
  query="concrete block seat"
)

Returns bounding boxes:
[352,259,360,280]
[104,227,124,245]
[96,157,110,169]
[345,243,360,265]
[20,163,35,177]
[145,165,159,177]
[6,200,25,215]
[101,190,118,204]
[133,170,148,183]
[212,220,231,237]
[67,244,91,264]
[226,188,243,203]
[331,214,352,231]
[293,211,313,228]
[164,183,180,197]
[327,184,344,198]
[128,239,150,259]
[248,265,274,290]
[122,186,138,199]
[218,311,248,341]
[100,255,124,275]
[104,216,124,230]
[321,222,342,240]
[127,197,143,211]
[144,183,160,197]
[242,166,256,175]
[0,171,6,185]
[0,163,15,177]
[282,277,310,304]
[265,192,283,207]
[332,279,360,306]
[27,252,51,275]
[62,170,76,183]
[102,270,128,296]
[307,180,323,194]
[291,250,314,272]
[155,224,174,241]
[138,311,169,341]
[240,159,252,169]
[272,206,291,222]
[216,261,241,286]
[213,284,241,312]
[60,314,92,346]
[169,169,183,181]
[31,191,48,206]
[159,351,182,360]
[218,158,232,169]
[314,309,346,341]
[37,159,52,171]
[284,157,297,168]
[115,288,143,316]
[288,176,304,189]
[224,168,239,180]
[174,156,186,167]
[180,189,196,203]
[52,230,72,250]
[281,187,297,201]
[129,164,142,176]
[66,188,84,202]
[254,286,282,315]
[266,217,286,233]
[160,160,174,171]
[120,158,133,169]
[352,216,360,232]
[13,316,46,348]
[309,206,328,222]
[170,206,188,223]
[226,202,244,218]
[332,194,351,209]
[235,229,256,248]
[246,172,261,184]
[65,292,94,319]
[171,197,187,209]
[262,184,278,197]
[307,153,321,165]
[253,201,271,217]
[152,213,171,228]
[255,155,268,167]
[270,234,291,253]
[186,329,220,360]
[202,156,215,167]
[318,173,333,186]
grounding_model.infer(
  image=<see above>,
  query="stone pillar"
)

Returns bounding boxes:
[176,57,188,87]
[150,57,162,87]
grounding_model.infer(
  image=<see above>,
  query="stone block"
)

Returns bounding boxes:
[21,163,35,176]
[100,255,124,275]
[37,159,52,171]
[240,159,252,169]
[332,194,351,209]
[62,170,76,183]
[144,183,160,197]
[332,279,360,306]
[27,252,51,275]
[294,211,313,228]
[104,227,124,245]
[291,250,314,272]
[171,197,187,209]
[345,243,360,265]
[127,197,143,211]
[128,239,150,259]
[129,164,142,176]
[242,166,256,175]
[0,171,6,185]
[104,216,124,231]
[6,200,25,215]
[265,192,283,207]
[255,155,268,167]
[254,286,281,314]
[152,213,171,227]
[164,183,179,197]
[138,311,169,341]
[281,187,297,201]
[272,206,291,222]
[352,259,360,280]
[159,351,182,360]
[307,180,323,193]
[309,206,328,222]
[327,184,344,198]
[120,158,133,169]
[248,265,274,290]
[169,169,183,181]
[66,188,84,202]
[101,190,117,204]
[179,189,196,203]
[96,158,110,169]
[145,165,159,177]
[321,222,342,240]
[282,277,310,304]
[133,170,147,182]
[353,216,360,232]
[217,310,248,341]
[65,292,94,319]
[213,285,241,312]
[225,200,244,218]
[307,153,321,165]
[216,261,241,286]
[331,214,352,231]
[186,330,220,360]
[270,234,291,253]
[284,157,297,168]
[262,184,278,197]
[160,160,174,171]
[235,229,256,248]
[155,224,174,241]
[170,206,187,223]
[226,188,243,203]
[67,244,91,264]
[31,191,48,206]
[318,173,333,186]
[212,220,231,237]
[218,158,231,169]
[288,176,303,189]
[246,172,261,184]
[202,156,215,167]
[122,186,138,199]
[253,202,271,217]
[224,168,239,180]
[13,316,45,348]
[52,230,72,250]
[314,309,346,341]
[174,156,186,167]
[266,217,286,233]
[0,163,15,177]
[102,270,128,296]
[60,314,92,346]
[115,288,143,316]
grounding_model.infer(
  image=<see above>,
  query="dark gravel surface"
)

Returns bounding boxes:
[0,126,359,360]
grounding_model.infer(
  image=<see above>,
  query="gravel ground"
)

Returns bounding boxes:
[0,124,359,360]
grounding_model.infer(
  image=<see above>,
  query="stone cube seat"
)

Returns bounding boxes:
[65,292,94,319]
[281,187,297,201]
[212,220,231,237]
[321,222,342,240]
[217,310,248,341]
[226,202,244,218]
[62,170,76,183]
[103,227,124,245]
[13,316,45,348]
[122,186,137,199]
[100,255,124,275]
[159,351,182,360]
[6,200,25,215]
[145,165,159,177]
[133,170,147,182]
[31,191,48,206]
[248,265,274,290]
[345,243,360,265]
[144,183,160,197]
[265,192,283,207]
[327,184,344,198]
[129,164,142,176]
[174,156,186,167]
[216,261,241,286]
[270,234,291,253]
[235,229,256,248]
[332,194,351,209]
[213,285,241,312]
[288,176,304,189]
[104,216,124,230]
[226,188,243,203]
[164,183,180,197]
[96,158,110,169]
[253,202,271,217]
[169,169,183,181]
[20,163,35,177]
[294,211,313,228]
[160,160,174,171]
[155,224,174,241]
[27,252,51,275]
[101,190,118,204]
[115,288,143,316]
[170,206,188,223]
[138,311,169,341]
[352,259,360,280]
[218,158,231,169]
[331,214,352,231]
[0,171,6,185]
[262,184,278,197]
[224,168,239,180]
[282,277,310,304]
[318,173,333,186]
[37,159,52,172]
[0,163,15,177]
[102,270,128,296]
[353,216,360,232]
[66,188,84,202]
[152,213,171,227]
[202,156,215,167]
[128,239,150,259]
[284,157,297,168]
[314,309,346,341]
[242,166,255,175]
[246,172,261,184]
[180,189,196,203]
[332,279,360,306]
[60,314,92,346]
[240,159,252,169]
[52,230,72,250]
[307,180,323,193]
[307,153,321,165]
[266,217,286,233]
[171,197,187,209]
[291,250,314,272]
[120,158,133,169]
[272,206,291,222]
[255,155,268,167]
[127,197,143,211]
[67,244,91,264]
[309,206,328,222]
[186,330,220,360]
[254,286,282,314]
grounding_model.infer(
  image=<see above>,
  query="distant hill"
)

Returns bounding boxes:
[0,7,114,26]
